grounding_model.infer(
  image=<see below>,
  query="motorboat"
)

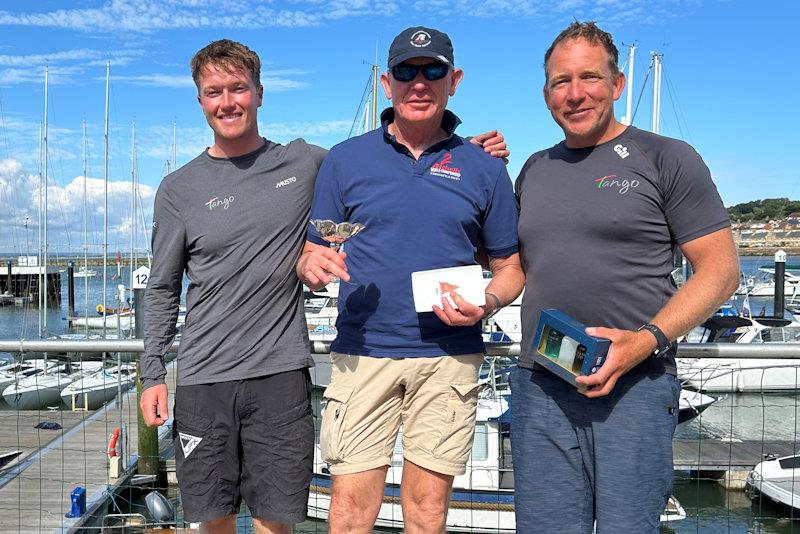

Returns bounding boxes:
[678,389,718,424]
[737,267,800,297]
[2,360,103,410]
[747,454,800,513]
[60,363,137,410]
[679,315,800,392]
[308,360,685,530]
[73,266,97,278]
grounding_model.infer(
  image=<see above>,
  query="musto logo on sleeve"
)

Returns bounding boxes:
[430,152,461,180]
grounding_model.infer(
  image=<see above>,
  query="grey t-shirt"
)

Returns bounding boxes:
[141,139,327,389]
[515,127,730,374]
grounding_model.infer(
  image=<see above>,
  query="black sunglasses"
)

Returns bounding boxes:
[391,62,450,82]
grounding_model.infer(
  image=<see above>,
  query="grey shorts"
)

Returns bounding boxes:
[172,369,313,524]
[510,364,680,534]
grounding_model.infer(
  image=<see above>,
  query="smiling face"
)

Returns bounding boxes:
[196,64,264,157]
[381,57,463,127]
[544,38,626,148]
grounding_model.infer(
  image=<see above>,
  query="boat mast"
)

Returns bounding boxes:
[650,51,663,135]
[371,39,379,130]
[103,61,109,335]
[623,44,635,125]
[172,120,177,172]
[42,66,49,337]
[130,121,136,295]
[82,118,89,334]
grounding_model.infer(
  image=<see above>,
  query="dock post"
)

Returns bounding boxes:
[67,261,75,319]
[774,249,786,318]
[134,286,159,476]
[4,260,10,294]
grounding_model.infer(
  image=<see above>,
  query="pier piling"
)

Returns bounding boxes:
[135,287,159,476]
[774,249,786,318]
[67,261,75,319]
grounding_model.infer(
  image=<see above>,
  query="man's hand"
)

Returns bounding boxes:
[432,291,486,327]
[574,327,657,398]
[297,242,350,289]
[140,383,169,427]
[470,130,510,160]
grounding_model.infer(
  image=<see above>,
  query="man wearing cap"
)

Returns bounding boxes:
[297,27,524,534]
[511,21,739,532]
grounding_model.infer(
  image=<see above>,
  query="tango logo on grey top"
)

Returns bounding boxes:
[594,174,639,195]
[205,196,235,210]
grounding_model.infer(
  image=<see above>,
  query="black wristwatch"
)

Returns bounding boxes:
[637,323,672,357]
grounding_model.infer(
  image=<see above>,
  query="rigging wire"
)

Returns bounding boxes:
[348,68,374,139]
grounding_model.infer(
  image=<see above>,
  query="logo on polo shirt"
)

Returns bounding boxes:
[594,174,639,195]
[411,31,431,47]
[430,152,461,180]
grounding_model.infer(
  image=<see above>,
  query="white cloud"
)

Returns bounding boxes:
[0,158,154,253]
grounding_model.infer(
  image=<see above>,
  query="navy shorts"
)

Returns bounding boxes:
[172,369,314,524]
[510,364,680,534]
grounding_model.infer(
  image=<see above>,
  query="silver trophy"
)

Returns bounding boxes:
[309,219,366,283]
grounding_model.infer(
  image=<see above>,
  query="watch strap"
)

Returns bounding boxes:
[638,323,672,357]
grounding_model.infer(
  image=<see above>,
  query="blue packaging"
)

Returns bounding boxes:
[531,309,610,387]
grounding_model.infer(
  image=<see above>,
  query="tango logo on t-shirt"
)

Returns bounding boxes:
[430,152,461,180]
[594,174,639,195]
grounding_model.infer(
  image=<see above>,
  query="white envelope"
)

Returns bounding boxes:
[411,265,486,313]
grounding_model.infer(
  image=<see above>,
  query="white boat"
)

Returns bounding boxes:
[747,454,800,512]
[2,360,103,410]
[678,389,718,424]
[737,267,800,297]
[60,363,137,410]
[0,358,60,391]
[308,369,685,530]
[70,311,134,330]
[678,315,800,392]
[73,266,97,278]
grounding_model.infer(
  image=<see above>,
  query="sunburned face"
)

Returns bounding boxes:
[544,38,626,148]
[196,65,264,156]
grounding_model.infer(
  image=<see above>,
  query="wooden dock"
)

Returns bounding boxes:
[674,438,800,471]
[0,366,176,534]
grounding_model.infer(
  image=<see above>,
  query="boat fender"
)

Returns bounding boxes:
[96,304,105,315]
[108,427,120,458]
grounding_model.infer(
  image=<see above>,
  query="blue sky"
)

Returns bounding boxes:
[0,0,797,254]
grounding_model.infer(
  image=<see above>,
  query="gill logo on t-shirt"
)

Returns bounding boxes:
[594,174,639,195]
[613,144,630,159]
[430,152,461,180]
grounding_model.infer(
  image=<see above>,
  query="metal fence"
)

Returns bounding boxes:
[2,340,800,533]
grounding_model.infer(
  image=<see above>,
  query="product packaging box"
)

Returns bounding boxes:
[531,309,610,387]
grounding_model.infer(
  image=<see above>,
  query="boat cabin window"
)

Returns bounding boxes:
[779,455,800,469]
[471,423,488,461]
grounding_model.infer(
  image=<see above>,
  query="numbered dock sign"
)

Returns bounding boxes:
[132,266,150,289]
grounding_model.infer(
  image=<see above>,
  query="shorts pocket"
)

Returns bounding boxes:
[433,382,481,464]
[262,400,315,497]
[173,409,220,496]
[320,384,354,464]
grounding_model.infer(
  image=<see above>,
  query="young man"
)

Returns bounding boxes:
[297,27,524,534]
[511,22,739,533]
[140,39,510,534]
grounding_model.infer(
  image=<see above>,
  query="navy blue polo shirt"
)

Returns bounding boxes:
[308,108,519,357]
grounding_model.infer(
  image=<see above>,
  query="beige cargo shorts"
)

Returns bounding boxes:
[320,351,484,476]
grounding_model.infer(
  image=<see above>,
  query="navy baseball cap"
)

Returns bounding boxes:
[387,27,454,68]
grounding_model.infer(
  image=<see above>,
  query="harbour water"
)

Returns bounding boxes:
[2,255,800,532]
